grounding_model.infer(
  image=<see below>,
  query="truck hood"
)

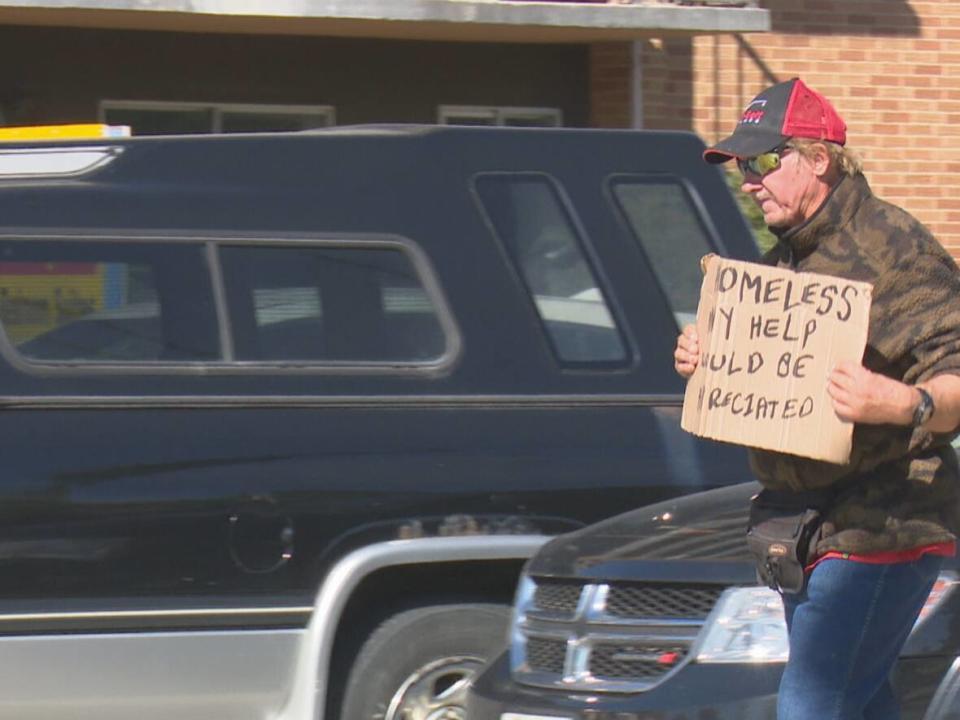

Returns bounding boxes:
[526,481,760,585]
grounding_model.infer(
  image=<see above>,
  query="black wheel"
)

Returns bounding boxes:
[339,603,510,720]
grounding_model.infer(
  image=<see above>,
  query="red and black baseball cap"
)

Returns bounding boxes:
[703,78,847,164]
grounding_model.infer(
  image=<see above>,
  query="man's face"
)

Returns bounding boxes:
[739,147,825,229]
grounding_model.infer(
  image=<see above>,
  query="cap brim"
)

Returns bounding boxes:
[703,128,788,164]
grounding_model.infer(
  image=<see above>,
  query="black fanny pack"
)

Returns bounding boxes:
[746,489,830,594]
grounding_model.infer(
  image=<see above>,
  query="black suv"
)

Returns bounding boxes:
[467,480,960,720]
[0,125,757,720]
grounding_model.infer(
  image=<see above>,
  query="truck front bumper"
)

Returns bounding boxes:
[467,650,781,720]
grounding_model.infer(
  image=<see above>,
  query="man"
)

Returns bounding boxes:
[674,77,960,720]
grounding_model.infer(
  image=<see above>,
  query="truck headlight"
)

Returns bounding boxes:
[695,572,957,665]
[694,586,789,664]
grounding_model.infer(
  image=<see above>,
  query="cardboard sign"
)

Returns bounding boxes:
[681,256,872,464]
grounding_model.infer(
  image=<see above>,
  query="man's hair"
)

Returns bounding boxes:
[787,138,863,177]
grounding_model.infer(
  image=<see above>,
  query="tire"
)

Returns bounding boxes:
[339,603,511,720]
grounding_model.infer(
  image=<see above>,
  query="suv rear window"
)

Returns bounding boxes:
[0,237,451,370]
[474,174,627,365]
[0,240,218,362]
[610,177,718,329]
[219,244,447,362]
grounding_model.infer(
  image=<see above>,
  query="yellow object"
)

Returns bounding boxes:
[0,124,131,141]
[0,264,107,344]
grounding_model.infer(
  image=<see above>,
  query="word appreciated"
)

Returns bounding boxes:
[681,256,872,463]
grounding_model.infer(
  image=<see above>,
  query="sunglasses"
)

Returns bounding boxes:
[737,146,790,177]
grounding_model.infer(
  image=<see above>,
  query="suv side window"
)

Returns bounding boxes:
[219,244,448,363]
[0,240,218,362]
[609,177,719,329]
[474,174,627,365]
[0,238,451,370]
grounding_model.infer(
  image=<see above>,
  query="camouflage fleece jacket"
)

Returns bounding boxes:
[750,172,960,555]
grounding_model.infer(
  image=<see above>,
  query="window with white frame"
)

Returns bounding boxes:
[99,101,336,136]
[438,105,562,127]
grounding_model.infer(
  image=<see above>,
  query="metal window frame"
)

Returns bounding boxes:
[0,231,460,376]
[605,173,731,333]
[471,171,633,368]
[437,105,562,127]
[98,100,336,133]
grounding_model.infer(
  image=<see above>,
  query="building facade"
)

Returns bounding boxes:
[593,0,960,258]
[3,1,958,259]
[0,1,765,134]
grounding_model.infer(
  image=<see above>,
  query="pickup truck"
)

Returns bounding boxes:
[0,124,757,720]
[468,480,960,720]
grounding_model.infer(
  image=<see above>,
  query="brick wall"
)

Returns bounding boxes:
[589,38,696,130]
[589,43,632,128]
[590,1,960,259]
[693,0,960,258]
[641,37,695,131]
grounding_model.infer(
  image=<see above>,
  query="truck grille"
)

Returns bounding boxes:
[512,577,727,693]
[589,642,690,680]
[606,585,722,619]
[532,580,583,617]
[525,637,567,674]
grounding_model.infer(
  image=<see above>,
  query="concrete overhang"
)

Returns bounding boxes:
[0,1,771,41]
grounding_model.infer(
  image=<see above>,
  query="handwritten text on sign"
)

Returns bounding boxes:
[681,256,872,464]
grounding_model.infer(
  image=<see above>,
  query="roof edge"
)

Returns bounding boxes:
[0,1,772,37]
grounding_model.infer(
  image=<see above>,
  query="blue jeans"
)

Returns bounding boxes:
[778,554,942,720]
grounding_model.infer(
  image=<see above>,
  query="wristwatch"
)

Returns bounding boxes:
[912,387,936,427]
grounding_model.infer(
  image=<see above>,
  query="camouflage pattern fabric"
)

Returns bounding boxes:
[749,173,960,555]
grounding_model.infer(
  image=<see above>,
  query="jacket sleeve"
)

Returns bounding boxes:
[867,250,960,384]
[867,248,960,450]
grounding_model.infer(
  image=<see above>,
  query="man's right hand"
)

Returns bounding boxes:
[674,324,700,379]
